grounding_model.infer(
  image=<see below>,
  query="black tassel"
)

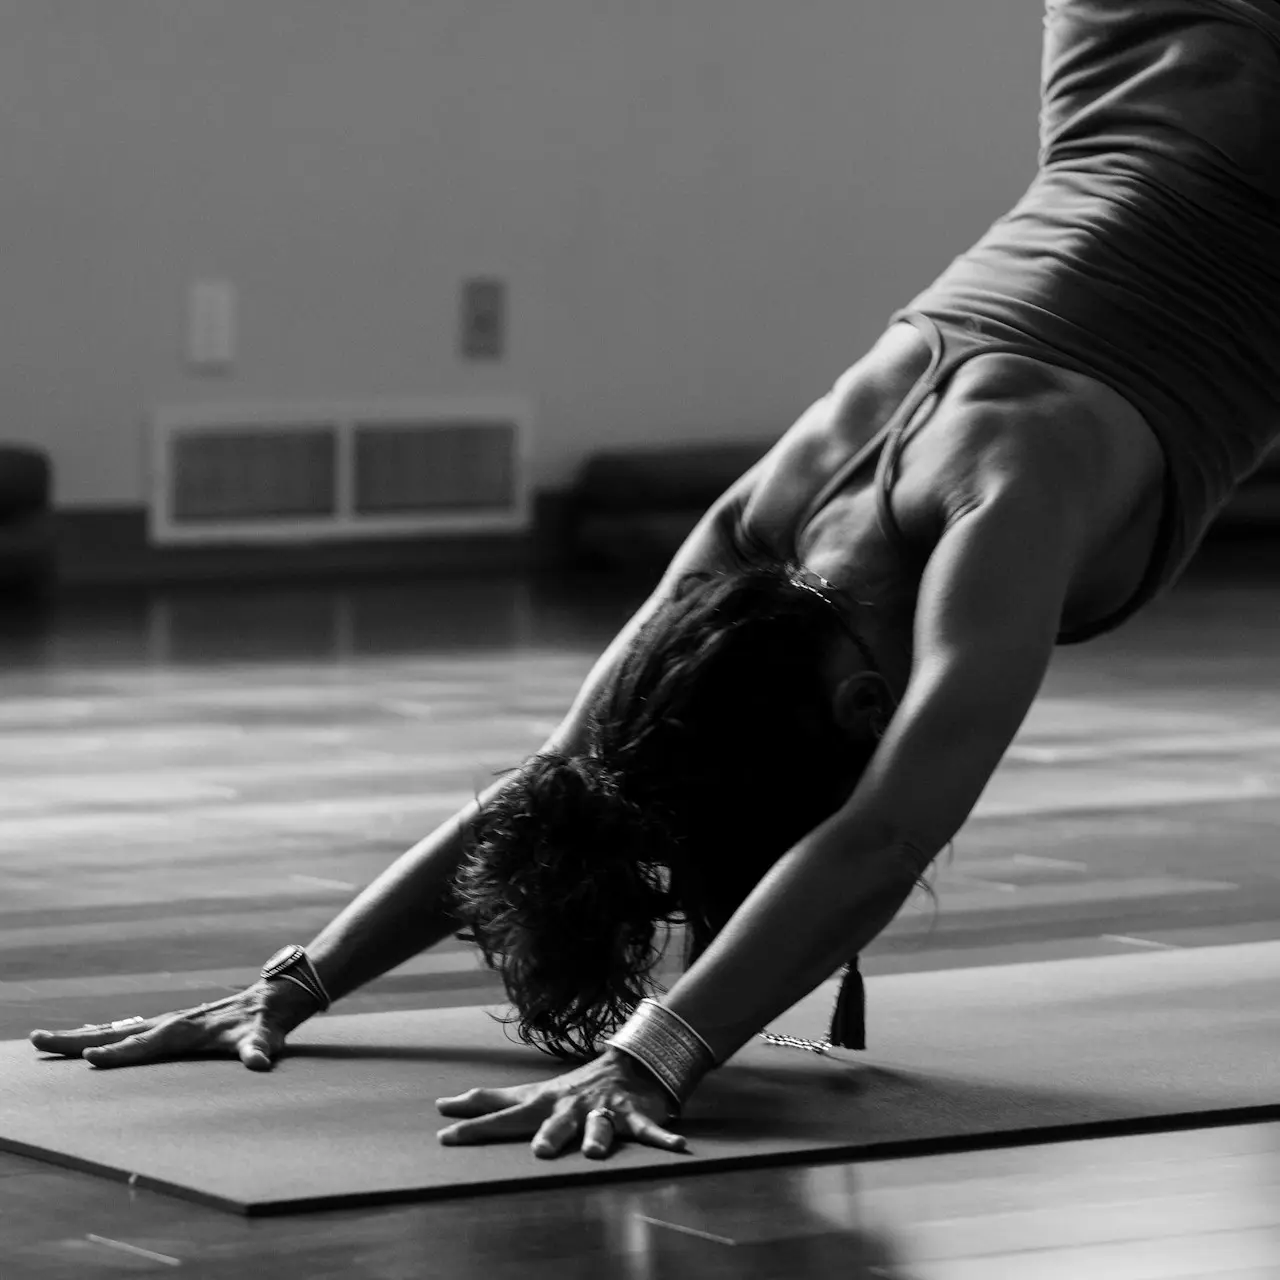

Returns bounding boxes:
[827,957,866,1050]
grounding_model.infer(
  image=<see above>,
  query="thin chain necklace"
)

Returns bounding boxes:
[757,960,852,1055]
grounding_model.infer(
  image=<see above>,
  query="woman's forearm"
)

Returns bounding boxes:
[297,599,650,1005]
[302,774,514,1003]
[658,813,929,1065]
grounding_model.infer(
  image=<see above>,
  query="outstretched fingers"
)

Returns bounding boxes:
[80,1018,201,1069]
[32,1007,233,1069]
[29,1019,157,1060]
[30,990,298,1072]
[435,1086,525,1119]
[624,1109,689,1154]
[526,1105,688,1160]
[436,1091,546,1147]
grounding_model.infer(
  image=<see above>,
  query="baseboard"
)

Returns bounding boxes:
[39,474,1280,591]
[50,491,580,589]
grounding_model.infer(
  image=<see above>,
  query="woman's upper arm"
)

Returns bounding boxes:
[542,456,771,756]
[833,486,1075,852]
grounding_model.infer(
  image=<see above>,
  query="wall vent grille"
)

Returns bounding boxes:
[353,420,515,515]
[148,398,532,545]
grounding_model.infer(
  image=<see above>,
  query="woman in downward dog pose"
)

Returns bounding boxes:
[31,0,1280,1160]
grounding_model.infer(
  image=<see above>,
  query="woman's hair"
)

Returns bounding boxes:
[452,550,914,1062]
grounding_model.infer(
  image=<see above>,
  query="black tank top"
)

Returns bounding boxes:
[819,0,1280,1057]
[791,310,1177,646]
[883,0,1280,635]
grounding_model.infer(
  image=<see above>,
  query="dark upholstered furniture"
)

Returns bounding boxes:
[567,432,1280,573]
[567,440,772,570]
[1216,439,1280,529]
[0,445,55,596]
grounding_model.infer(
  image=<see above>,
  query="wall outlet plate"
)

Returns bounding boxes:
[460,278,506,361]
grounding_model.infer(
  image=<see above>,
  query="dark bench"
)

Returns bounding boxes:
[0,445,55,597]
[565,432,1280,574]
[567,440,772,571]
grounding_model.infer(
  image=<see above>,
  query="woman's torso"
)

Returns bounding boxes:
[732,0,1280,637]
[737,318,1168,643]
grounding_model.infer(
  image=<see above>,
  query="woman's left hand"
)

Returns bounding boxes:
[435,1047,691,1160]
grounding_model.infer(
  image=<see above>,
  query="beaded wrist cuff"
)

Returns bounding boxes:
[605,999,717,1112]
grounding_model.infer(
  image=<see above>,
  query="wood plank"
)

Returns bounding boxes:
[1,567,1279,1275]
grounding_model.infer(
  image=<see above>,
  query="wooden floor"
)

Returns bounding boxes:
[2,548,1280,1278]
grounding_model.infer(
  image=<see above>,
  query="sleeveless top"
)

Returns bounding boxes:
[791,309,1178,645]
[796,0,1280,651]
[819,0,1280,1052]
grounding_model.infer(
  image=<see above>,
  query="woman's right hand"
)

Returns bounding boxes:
[28,979,321,1071]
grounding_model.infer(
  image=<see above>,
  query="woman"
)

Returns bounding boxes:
[30,0,1280,1161]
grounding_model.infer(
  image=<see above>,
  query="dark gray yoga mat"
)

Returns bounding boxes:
[5,942,1278,1216]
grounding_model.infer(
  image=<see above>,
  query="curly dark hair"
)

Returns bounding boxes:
[452,550,908,1062]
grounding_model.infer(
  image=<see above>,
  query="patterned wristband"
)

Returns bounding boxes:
[605,999,716,1112]
[650,1000,717,1064]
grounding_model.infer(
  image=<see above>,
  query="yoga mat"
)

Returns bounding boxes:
[5,941,1278,1216]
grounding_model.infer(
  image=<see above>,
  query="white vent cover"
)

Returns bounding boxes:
[148,396,533,545]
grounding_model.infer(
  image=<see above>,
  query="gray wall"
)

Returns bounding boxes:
[2,1,1042,509]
